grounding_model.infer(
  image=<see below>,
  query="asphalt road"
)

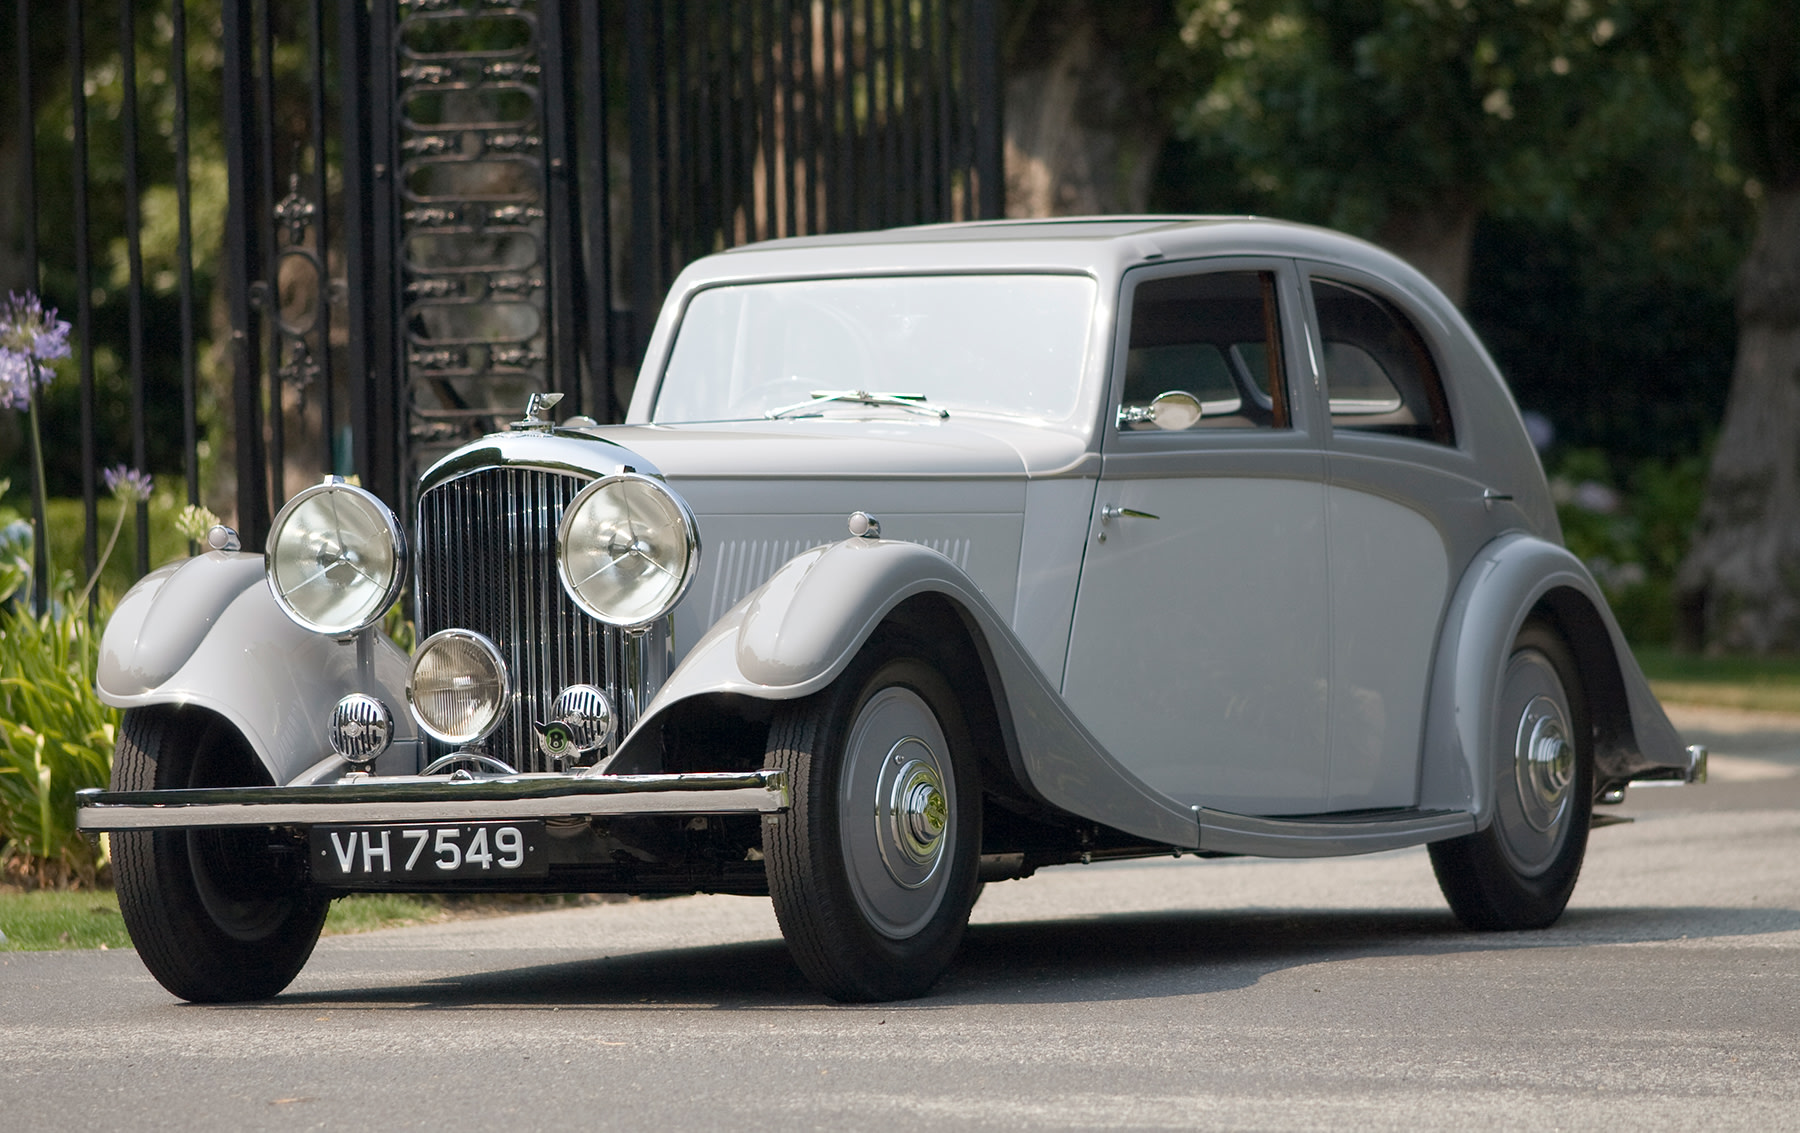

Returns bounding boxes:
[5,704,1798,1131]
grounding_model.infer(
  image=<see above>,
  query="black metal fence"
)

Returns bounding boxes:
[4,0,1001,588]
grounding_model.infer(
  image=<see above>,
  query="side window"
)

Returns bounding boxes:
[1311,279,1455,445]
[1119,271,1288,431]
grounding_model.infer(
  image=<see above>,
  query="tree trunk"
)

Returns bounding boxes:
[1002,5,1165,218]
[1377,199,1480,308]
[1676,185,1800,654]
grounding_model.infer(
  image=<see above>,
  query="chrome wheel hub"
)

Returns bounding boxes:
[1493,646,1579,878]
[885,753,949,875]
[1515,695,1573,833]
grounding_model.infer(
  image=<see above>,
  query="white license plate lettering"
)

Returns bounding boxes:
[313,822,546,882]
[329,830,358,873]
[402,828,429,871]
[433,827,462,871]
[496,825,524,869]
[362,829,392,873]
[465,826,493,870]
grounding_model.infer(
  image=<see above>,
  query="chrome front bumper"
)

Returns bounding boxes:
[75,770,788,832]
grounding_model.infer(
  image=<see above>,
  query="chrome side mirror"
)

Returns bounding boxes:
[1148,391,1204,430]
[1117,390,1215,431]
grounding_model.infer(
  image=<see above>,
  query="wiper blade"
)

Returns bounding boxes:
[765,389,949,420]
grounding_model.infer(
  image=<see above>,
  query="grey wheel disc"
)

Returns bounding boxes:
[838,686,956,940]
[1494,648,1577,877]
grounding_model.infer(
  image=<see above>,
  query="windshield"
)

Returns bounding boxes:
[650,274,1097,423]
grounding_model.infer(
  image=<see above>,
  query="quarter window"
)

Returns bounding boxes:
[1119,271,1288,431]
[1311,279,1454,445]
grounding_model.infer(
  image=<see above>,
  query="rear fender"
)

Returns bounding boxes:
[1419,533,1687,822]
[617,537,1200,847]
[96,551,419,784]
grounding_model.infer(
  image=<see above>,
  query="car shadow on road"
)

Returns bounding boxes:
[258,901,1800,1012]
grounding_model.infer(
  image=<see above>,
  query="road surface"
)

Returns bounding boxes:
[4,705,1797,1130]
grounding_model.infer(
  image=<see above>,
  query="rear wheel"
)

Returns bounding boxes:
[763,634,982,1001]
[1430,619,1592,930]
[112,707,328,1002]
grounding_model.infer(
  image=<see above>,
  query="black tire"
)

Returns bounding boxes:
[112,707,328,1002]
[1429,618,1593,930]
[763,633,982,1002]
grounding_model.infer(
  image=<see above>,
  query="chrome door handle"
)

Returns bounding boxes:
[1100,505,1159,523]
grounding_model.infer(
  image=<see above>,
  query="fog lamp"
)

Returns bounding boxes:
[407,629,510,747]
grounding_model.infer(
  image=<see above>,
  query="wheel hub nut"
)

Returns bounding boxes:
[887,756,949,871]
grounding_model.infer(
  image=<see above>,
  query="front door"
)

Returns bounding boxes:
[1062,262,1331,815]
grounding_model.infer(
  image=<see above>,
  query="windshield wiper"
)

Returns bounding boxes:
[765,389,949,420]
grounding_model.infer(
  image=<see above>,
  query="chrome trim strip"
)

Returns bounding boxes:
[75,770,788,831]
[1196,806,1475,858]
[417,432,660,496]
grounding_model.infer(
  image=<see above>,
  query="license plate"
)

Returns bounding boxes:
[310,821,549,883]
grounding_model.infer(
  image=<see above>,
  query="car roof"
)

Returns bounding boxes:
[723,216,1247,251]
[694,215,1419,291]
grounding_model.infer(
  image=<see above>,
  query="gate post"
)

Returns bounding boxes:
[222,0,270,547]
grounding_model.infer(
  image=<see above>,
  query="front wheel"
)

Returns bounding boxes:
[763,635,982,1001]
[1429,618,1593,930]
[112,707,328,1002]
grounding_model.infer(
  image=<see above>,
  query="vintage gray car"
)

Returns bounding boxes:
[79,216,1705,1003]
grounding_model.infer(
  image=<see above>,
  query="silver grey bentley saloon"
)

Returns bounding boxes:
[79,217,1705,1003]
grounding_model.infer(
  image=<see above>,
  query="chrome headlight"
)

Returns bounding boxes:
[267,480,406,636]
[557,473,700,628]
[407,629,510,746]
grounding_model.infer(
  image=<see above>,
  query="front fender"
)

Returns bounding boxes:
[97,551,419,784]
[1418,533,1687,822]
[618,537,1200,848]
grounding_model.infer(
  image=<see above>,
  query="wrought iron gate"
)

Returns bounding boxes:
[8,0,1001,570]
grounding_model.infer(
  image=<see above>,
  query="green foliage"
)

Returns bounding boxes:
[1157,0,1757,470]
[44,491,195,604]
[1463,214,1742,463]
[1172,0,1679,231]
[1690,0,1800,189]
[1550,448,1708,647]
[3,0,231,500]
[0,596,117,888]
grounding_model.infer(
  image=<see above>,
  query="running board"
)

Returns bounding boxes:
[1195,806,1475,858]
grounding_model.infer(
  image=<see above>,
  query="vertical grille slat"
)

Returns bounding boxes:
[415,466,646,773]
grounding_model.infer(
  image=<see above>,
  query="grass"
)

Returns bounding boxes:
[0,888,130,950]
[1636,648,1800,715]
[0,890,615,952]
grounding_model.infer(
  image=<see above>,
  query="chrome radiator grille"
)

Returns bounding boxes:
[415,466,655,773]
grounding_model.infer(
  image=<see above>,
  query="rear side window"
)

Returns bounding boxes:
[1311,279,1454,445]
[1120,271,1288,430]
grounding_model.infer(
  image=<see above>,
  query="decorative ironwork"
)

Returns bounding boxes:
[256,172,335,406]
[396,0,553,473]
[16,0,1001,555]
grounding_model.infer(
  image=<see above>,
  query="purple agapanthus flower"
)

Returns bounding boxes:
[0,349,30,411]
[0,292,71,410]
[103,464,154,503]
